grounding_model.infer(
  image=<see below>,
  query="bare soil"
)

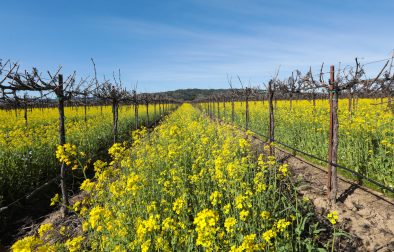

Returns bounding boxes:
[249,134,394,252]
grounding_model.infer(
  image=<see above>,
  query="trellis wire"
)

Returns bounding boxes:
[235,125,394,196]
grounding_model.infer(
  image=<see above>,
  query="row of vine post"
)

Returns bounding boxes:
[198,57,393,203]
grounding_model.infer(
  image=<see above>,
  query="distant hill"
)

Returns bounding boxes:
[152,88,233,101]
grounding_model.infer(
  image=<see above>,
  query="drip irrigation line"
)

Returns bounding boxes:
[243,127,394,195]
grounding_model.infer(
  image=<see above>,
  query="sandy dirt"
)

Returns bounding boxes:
[249,134,394,252]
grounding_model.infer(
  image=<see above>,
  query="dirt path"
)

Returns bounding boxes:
[249,135,394,251]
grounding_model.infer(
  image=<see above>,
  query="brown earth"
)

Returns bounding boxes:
[248,134,394,252]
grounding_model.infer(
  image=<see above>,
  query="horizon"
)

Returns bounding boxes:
[1,0,393,93]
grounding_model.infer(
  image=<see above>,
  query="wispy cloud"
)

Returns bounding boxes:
[1,1,393,92]
[95,13,393,91]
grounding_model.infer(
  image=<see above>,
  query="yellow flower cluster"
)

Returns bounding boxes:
[38,223,53,239]
[262,229,277,243]
[56,143,79,169]
[230,234,259,251]
[260,211,270,220]
[65,236,84,252]
[80,178,95,192]
[239,210,249,221]
[49,193,60,206]
[11,223,85,251]
[276,219,291,232]
[278,163,289,177]
[108,142,126,160]
[327,210,339,225]
[194,209,219,250]
[224,217,237,233]
[172,195,186,215]
[210,191,222,206]
[11,235,56,252]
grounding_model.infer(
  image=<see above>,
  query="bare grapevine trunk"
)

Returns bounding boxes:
[57,74,69,217]
[231,98,235,124]
[223,99,226,119]
[331,85,339,202]
[112,100,119,143]
[245,95,249,130]
[312,92,316,108]
[327,66,338,203]
[268,81,275,156]
[24,105,28,127]
[348,91,353,115]
[135,103,139,129]
[84,95,87,123]
[154,102,157,127]
[217,100,220,121]
[146,102,149,126]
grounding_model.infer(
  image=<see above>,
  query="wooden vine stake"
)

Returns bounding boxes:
[208,101,211,118]
[133,90,139,129]
[56,74,69,217]
[223,98,226,119]
[212,98,215,119]
[231,96,235,124]
[217,97,220,121]
[111,89,119,143]
[327,65,339,203]
[268,80,275,156]
[154,99,157,127]
[143,95,150,127]
[245,89,249,130]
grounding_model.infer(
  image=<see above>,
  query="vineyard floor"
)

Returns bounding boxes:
[16,124,394,251]
[245,132,394,251]
[6,106,393,251]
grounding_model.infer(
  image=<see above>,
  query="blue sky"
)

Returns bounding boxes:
[0,0,393,92]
